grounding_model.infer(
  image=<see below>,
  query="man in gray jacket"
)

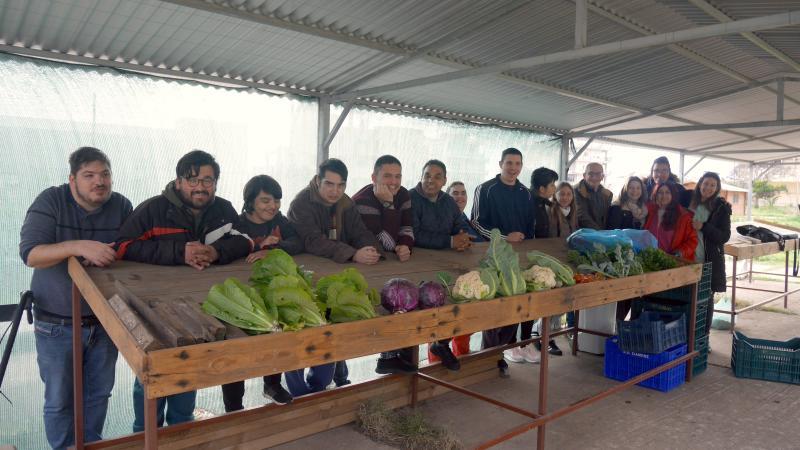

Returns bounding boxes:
[574,162,613,230]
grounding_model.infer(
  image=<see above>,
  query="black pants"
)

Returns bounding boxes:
[519,320,535,341]
[481,324,519,349]
[378,347,416,364]
[334,360,349,385]
[221,373,282,412]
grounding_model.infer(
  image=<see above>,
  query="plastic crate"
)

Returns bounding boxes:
[731,332,800,384]
[604,337,687,392]
[636,298,708,337]
[617,311,687,354]
[650,262,712,303]
[693,334,709,377]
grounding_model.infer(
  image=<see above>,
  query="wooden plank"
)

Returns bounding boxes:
[108,295,164,352]
[143,264,700,398]
[85,354,497,450]
[725,239,797,259]
[166,299,214,342]
[115,280,184,348]
[150,302,199,346]
[175,297,226,340]
[68,258,146,375]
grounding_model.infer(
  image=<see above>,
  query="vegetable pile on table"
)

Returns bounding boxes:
[566,240,679,280]
[315,268,380,323]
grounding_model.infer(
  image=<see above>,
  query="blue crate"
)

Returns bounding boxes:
[604,337,687,392]
[617,311,687,354]
[636,298,708,337]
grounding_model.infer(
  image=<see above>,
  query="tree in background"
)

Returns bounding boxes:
[752,180,787,207]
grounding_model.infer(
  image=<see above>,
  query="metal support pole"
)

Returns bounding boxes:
[559,136,570,180]
[686,282,697,382]
[679,153,686,183]
[731,256,738,332]
[537,316,550,450]
[746,164,754,221]
[572,310,580,355]
[567,136,595,169]
[322,102,354,150]
[72,282,85,450]
[317,97,331,165]
[785,250,790,308]
[575,0,587,49]
[777,78,785,121]
[684,155,707,178]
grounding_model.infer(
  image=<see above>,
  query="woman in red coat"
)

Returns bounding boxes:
[644,181,698,260]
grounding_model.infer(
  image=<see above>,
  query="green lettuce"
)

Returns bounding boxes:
[480,229,526,297]
[202,277,280,334]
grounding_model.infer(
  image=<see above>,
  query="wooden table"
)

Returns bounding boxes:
[722,238,800,330]
[68,239,702,449]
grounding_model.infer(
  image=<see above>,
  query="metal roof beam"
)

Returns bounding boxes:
[706,149,800,155]
[690,128,800,152]
[576,119,800,137]
[567,136,594,168]
[684,156,706,177]
[687,0,800,72]
[593,137,750,163]
[755,153,800,164]
[575,76,787,133]
[777,78,785,121]
[575,0,587,49]
[332,10,800,102]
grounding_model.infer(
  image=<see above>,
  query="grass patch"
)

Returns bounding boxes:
[357,400,462,450]
[759,305,797,315]
[752,205,800,229]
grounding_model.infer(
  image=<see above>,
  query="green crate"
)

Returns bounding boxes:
[693,334,709,377]
[650,262,712,303]
[731,332,800,384]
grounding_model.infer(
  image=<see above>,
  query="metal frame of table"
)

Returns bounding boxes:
[66,240,702,449]
[720,239,799,331]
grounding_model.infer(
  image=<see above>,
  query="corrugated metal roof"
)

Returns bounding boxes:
[0,0,798,160]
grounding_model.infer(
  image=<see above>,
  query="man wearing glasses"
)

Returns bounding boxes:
[115,149,252,432]
[574,162,613,230]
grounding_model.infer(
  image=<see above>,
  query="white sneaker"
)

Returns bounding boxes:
[521,345,541,364]
[503,347,525,363]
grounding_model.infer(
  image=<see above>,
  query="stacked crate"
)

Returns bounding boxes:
[635,262,713,376]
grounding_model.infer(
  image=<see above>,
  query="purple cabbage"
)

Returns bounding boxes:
[418,281,448,309]
[380,278,419,313]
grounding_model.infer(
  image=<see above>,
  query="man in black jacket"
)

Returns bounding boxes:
[116,150,252,432]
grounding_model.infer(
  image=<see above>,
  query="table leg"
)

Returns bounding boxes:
[72,282,84,450]
[686,283,697,383]
[785,250,790,309]
[410,346,419,408]
[731,256,738,332]
[537,317,550,450]
[571,310,579,356]
[144,389,158,449]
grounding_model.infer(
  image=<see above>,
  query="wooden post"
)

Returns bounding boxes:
[537,316,550,450]
[410,346,420,408]
[72,282,85,449]
[731,255,738,332]
[144,389,158,449]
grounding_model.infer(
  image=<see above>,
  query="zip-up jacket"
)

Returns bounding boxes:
[287,176,380,263]
[574,179,613,230]
[409,183,468,249]
[352,184,414,251]
[532,195,552,239]
[470,174,533,240]
[115,181,252,265]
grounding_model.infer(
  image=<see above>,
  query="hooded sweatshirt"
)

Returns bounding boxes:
[287,176,380,263]
[115,181,252,265]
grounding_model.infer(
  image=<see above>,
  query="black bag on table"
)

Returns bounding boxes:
[736,225,799,275]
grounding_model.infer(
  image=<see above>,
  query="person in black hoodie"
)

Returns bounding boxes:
[645,156,691,208]
[607,176,648,230]
[219,174,299,412]
[116,150,252,433]
[689,172,732,336]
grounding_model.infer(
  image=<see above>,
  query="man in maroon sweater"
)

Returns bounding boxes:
[352,154,414,261]
[353,155,417,374]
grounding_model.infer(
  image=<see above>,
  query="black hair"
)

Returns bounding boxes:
[69,147,111,176]
[651,156,672,174]
[176,149,220,180]
[531,167,558,191]
[422,159,447,176]
[690,172,722,210]
[242,175,283,213]
[500,147,523,162]
[373,154,402,174]
[447,181,465,192]
[656,181,682,230]
[318,158,348,182]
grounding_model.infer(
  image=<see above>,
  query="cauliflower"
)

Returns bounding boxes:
[452,270,497,301]
[522,265,557,291]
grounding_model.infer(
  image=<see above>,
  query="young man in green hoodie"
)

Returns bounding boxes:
[116,150,252,432]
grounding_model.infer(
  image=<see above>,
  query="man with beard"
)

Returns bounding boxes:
[20,147,132,449]
[409,159,471,371]
[115,150,251,432]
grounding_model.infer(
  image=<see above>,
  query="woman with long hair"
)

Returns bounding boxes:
[689,172,732,336]
[645,156,690,207]
[643,181,697,260]
[607,176,647,229]
[549,182,578,239]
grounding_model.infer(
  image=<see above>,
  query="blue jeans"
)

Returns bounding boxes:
[132,378,196,432]
[34,321,118,450]
[284,363,335,397]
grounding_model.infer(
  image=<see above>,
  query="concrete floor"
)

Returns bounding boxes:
[276,276,800,450]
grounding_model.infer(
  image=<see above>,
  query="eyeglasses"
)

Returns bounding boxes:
[184,177,216,188]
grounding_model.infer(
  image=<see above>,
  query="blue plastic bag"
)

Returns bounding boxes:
[567,228,657,254]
